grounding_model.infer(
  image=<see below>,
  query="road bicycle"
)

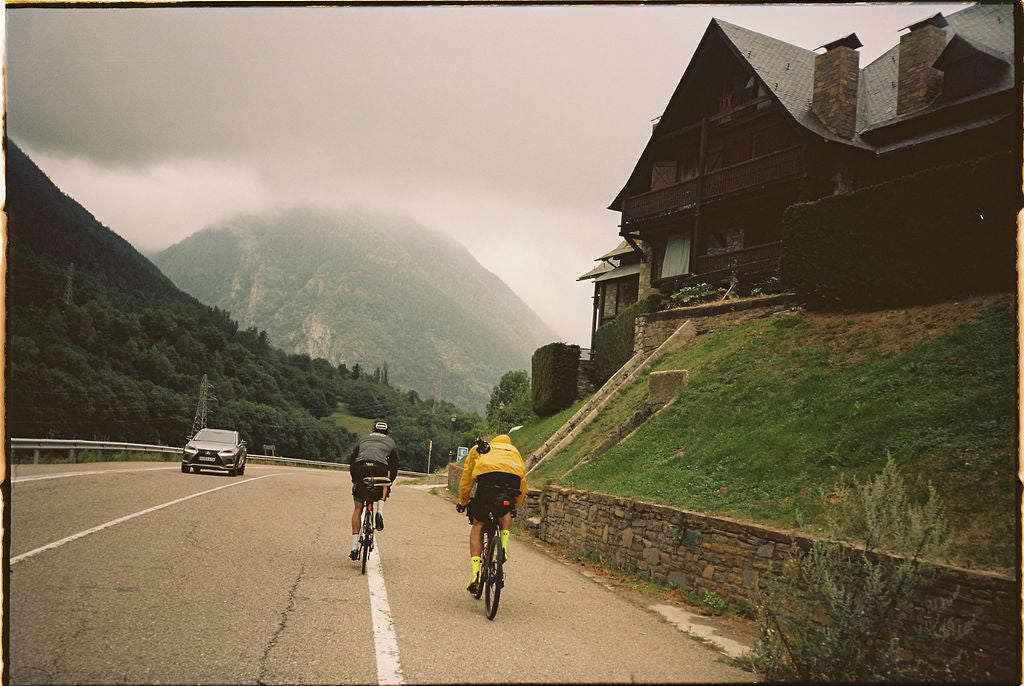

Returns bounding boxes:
[358,476,392,575]
[473,493,515,620]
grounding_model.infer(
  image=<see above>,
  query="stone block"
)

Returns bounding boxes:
[668,570,689,589]
[743,566,759,588]
[648,370,690,406]
[622,528,634,548]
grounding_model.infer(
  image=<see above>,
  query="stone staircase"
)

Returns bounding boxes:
[526,319,696,474]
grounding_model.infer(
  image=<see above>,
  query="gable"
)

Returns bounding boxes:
[609,20,811,211]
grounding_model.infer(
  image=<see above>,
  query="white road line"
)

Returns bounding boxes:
[12,466,177,483]
[367,538,404,685]
[10,474,282,565]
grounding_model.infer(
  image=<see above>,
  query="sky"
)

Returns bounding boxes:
[6,2,973,346]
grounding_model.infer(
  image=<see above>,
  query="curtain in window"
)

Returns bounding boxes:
[661,233,692,277]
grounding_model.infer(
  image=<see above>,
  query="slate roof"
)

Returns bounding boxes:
[594,262,642,283]
[596,240,636,261]
[611,3,1016,208]
[724,4,1015,143]
[577,261,615,281]
[859,3,1015,136]
[714,19,851,145]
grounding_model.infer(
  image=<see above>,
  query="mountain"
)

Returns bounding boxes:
[5,139,484,468]
[152,207,559,411]
[6,141,197,310]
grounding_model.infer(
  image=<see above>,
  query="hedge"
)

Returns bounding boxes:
[531,342,581,417]
[591,294,665,387]
[780,152,1019,306]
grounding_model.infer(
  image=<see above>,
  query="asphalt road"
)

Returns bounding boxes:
[9,461,752,684]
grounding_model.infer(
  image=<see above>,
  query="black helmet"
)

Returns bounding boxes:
[373,421,390,435]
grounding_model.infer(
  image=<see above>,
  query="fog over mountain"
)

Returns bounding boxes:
[152,207,559,411]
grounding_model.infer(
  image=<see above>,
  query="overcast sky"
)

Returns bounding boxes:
[6,2,972,346]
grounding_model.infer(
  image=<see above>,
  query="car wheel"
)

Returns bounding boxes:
[238,461,246,476]
[181,463,189,473]
[228,462,237,477]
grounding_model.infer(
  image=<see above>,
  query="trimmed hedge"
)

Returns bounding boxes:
[591,294,665,387]
[780,152,1019,306]
[531,342,581,417]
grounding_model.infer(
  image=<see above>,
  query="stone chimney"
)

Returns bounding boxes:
[897,13,949,116]
[812,34,862,139]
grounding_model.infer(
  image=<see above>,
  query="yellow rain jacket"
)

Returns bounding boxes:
[458,434,527,510]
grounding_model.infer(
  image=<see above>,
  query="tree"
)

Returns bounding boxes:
[485,370,535,433]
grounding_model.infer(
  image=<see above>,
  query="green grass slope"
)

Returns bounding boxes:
[529,293,1017,572]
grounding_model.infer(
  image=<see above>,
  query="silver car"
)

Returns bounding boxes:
[182,428,247,476]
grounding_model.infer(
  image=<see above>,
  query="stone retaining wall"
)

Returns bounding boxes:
[538,485,1018,680]
[447,460,1018,678]
[634,294,799,355]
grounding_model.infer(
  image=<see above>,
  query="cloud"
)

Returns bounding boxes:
[28,152,279,253]
[7,3,971,347]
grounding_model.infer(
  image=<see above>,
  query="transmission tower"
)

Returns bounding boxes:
[63,262,75,304]
[190,374,215,436]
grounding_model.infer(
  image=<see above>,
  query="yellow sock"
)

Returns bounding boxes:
[500,530,510,556]
[470,555,481,581]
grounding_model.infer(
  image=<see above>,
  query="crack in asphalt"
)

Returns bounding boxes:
[256,516,327,685]
[257,560,307,685]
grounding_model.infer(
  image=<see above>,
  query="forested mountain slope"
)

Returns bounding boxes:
[5,140,481,470]
[152,207,558,411]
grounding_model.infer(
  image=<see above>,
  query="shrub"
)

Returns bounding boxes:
[531,342,580,417]
[591,294,665,386]
[752,457,971,681]
[670,282,719,306]
[780,152,1018,306]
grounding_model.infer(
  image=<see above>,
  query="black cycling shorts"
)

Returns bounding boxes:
[468,472,520,522]
[351,460,390,502]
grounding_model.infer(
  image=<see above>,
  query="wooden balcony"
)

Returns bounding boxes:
[695,241,781,277]
[655,241,782,290]
[622,145,804,225]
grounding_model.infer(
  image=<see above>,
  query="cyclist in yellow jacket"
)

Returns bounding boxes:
[456,434,527,594]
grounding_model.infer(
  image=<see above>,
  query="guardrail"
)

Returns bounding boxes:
[10,438,426,476]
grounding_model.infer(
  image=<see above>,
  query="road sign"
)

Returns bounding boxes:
[457,446,469,461]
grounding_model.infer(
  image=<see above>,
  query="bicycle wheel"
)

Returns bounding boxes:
[361,505,373,575]
[484,529,503,620]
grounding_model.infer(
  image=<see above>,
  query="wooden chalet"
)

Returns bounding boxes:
[585,4,1016,319]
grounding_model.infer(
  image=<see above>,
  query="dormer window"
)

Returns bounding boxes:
[933,34,1008,100]
[944,59,982,98]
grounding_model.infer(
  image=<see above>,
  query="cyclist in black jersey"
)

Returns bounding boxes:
[348,421,399,560]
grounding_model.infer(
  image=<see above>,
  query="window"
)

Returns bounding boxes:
[601,282,619,320]
[944,60,978,99]
[651,161,678,190]
[619,277,639,310]
[659,233,692,278]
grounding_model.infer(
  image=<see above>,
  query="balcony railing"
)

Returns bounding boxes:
[622,145,804,224]
[622,178,698,224]
[692,241,782,281]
